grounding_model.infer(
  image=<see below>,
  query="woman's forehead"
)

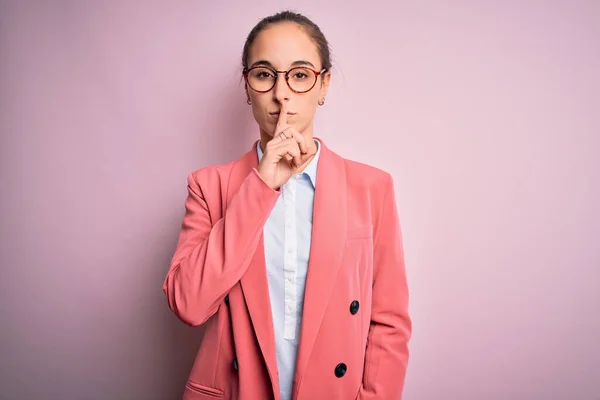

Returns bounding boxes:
[248,23,321,69]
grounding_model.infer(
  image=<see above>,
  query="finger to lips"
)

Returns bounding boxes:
[274,103,307,155]
[275,102,288,139]
[274,103,305,168]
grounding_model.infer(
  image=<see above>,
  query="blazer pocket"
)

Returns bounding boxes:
[346,225,373,240]
[184,381,224,399]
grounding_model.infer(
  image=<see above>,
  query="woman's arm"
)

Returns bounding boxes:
[357,174,412,399]
[163,168,280,326]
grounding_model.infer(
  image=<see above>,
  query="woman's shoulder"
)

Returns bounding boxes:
[341,156,393,189]
[186,145,258,185]
[185,159,238,187]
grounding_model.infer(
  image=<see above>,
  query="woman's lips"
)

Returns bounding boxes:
[269,112,297,118]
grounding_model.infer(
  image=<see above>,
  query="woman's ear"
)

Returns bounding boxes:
[320,71,331,98]
[245,84,252,105]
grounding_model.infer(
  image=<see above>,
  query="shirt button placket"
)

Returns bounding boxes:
[283,178,297,340]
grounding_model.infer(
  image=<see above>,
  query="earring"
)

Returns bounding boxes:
[318,97,325,106]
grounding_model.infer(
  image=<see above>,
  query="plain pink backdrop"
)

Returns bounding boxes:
[0,1,598,399]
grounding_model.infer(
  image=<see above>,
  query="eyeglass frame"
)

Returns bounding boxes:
[242,66,328,94]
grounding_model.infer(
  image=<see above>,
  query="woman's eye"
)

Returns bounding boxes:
[293,73,308,79]
[256,71,274,79]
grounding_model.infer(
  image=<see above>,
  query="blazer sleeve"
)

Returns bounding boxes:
[163,168,280,326]
[357,174,412,399]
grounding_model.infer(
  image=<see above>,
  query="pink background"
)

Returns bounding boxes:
[1,1,599,399]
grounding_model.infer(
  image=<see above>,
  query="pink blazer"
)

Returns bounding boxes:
[163,138,411,399]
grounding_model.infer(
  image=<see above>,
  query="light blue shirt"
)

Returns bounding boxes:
[257,138,321,400]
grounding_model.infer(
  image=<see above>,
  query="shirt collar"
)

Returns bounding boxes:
[257,138,321,188]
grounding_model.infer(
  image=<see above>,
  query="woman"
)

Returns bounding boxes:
[163,10,411,400]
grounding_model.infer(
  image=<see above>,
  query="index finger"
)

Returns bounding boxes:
[275,102,288,134]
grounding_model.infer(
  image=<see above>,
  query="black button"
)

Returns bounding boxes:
[224,295,230,306]
[233,358,238,371]
[349,300,360,315]
[334,363,347,378]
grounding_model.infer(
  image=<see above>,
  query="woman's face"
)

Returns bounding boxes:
[245,22,331,139]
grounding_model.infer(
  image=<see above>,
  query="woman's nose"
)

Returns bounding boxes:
[273,73,291,103]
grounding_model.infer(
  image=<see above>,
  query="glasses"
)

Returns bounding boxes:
[243,66,327,93]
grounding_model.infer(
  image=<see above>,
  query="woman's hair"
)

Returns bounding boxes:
[241,10,332,72]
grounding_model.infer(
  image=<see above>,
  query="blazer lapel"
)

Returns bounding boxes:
[293,138,347,388]
[227,141,279,390]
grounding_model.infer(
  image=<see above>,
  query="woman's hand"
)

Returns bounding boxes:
[256,102,315,190]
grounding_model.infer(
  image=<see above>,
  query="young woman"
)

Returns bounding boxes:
[163,10,411,400]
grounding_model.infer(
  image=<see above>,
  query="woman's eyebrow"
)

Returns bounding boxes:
[290,60,316,68]
[250,60,317,69]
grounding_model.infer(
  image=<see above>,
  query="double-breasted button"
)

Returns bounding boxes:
[349,300,360,315]
[334,363,347,378]
[232,358,239,371]
[224,294,230,306]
